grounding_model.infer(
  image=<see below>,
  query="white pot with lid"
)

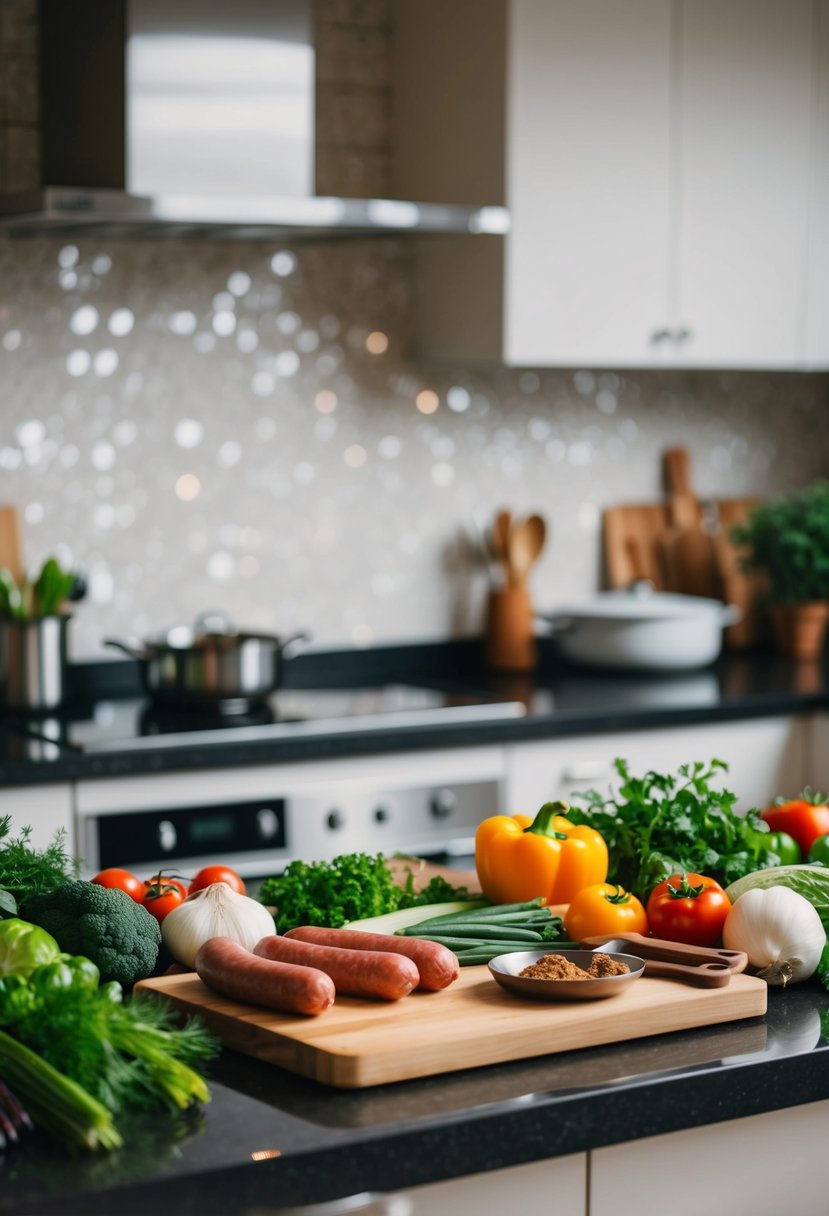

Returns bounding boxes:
[539,583,742,672]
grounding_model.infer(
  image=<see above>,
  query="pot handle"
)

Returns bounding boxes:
[720,604,743,627]
[103,637,155,661]
[280,630,311,655]
[194,610,236,638]
[534,614,577,635]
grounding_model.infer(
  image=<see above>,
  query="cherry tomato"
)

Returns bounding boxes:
[141,876,186,923]
[762,794,829,855]
[808,833,829,866]
[188,865,246,896]
[91,868,145,903]
[144,873,188,902]
[563,882,648,941]
[645,872,731,947]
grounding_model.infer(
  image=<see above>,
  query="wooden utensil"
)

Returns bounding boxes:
[580,933,749,988]
[0,506,24,583]
[490,509,513,584]
[662,447,721,599]
[506,513,546,586]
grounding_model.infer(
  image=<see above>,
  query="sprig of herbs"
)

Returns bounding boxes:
[258,852,468,933]
[0,817,78,913]
[565,758,782,900]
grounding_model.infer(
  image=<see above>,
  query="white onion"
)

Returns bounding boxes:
[722,886,825,986]
[161,882,275,969]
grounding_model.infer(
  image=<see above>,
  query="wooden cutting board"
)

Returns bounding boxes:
[135,967,767,1089]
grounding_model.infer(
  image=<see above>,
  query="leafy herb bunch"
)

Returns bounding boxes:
[565,758,783,900]
[259,852,467,933]
[731,479,829,604]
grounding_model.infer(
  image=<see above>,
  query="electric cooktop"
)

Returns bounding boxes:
[0,683,526,761]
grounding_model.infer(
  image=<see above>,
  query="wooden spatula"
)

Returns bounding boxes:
[0,506,24,583]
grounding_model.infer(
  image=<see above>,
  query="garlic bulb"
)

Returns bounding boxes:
[722,886,825,986]
[162,882,275,969]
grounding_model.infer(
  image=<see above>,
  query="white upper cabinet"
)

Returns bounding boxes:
[392,0,827,370]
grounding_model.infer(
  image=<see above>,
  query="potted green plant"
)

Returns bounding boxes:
[0,557,78,709]
[730,480,829,660]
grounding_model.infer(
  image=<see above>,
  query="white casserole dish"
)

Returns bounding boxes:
[539,584,742,672]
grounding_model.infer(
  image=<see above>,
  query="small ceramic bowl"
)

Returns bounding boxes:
[488,949,645,1001]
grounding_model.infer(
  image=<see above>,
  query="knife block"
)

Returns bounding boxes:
[484,586,537,671]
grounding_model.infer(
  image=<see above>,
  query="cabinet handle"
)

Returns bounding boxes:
[561,761,611,784]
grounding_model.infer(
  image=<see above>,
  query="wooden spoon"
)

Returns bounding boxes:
[491,509,513,583]
[507,514,547,586]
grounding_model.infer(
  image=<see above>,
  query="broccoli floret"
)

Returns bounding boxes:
[22,880,161,986]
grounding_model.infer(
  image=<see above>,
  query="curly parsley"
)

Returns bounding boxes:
[258,852,467,933]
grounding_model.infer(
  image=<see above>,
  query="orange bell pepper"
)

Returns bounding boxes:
[474,801,608,905]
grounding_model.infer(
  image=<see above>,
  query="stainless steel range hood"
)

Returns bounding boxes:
[0,0,509,242]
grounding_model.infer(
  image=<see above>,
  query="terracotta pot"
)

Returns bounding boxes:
[769,601,829,661]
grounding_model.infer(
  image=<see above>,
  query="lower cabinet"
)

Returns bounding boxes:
[506,716,807,814]
[397,1100,828,1216]
[591,1100,829,1216]
[0,782,74,852]
[399,1152,587,1214]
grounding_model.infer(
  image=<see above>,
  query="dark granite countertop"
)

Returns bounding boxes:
[1,642,828,786]
[3,978,829,1216]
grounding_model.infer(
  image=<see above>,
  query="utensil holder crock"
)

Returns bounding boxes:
[0,616,70,710]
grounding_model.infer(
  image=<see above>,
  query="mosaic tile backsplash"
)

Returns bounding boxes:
[1,235,829,659]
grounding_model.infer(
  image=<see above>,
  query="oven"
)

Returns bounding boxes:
[74,747,507,881]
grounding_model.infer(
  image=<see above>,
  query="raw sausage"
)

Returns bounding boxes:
[194,936,335,1016]
[284,926,459,991]
[253,934,419,1000]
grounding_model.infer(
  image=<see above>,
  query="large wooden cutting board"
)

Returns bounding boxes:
[135,967,767,1089]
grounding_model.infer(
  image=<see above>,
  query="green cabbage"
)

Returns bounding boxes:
[726,865,829,932]
[0,918,61,977]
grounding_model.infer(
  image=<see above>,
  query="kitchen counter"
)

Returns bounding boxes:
[3,976,829,1216]
[1,642,828,785]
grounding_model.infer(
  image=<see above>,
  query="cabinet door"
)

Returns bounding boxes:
[506,718,805,814]
[675,0,813,367]
[591,1100,829,1216]
[504,0,672,367]
[401,1152,586,1215]
[0,784,74,853]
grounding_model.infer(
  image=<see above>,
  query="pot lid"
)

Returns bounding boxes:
[545,583,727,623]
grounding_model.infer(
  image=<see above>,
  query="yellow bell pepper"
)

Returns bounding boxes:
[474,801,609,905]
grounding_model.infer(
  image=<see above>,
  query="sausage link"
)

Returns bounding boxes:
[284,926,459,991]
[194,936,335,1016]
[253,934,418,1000]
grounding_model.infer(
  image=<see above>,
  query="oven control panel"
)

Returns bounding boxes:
[75,750,506,879]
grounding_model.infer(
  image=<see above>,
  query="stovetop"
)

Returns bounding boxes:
[0,683,527,761]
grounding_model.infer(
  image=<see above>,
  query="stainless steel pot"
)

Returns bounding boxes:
[104,613,308,705]
[0,615,70,710]
[538,585,741,672]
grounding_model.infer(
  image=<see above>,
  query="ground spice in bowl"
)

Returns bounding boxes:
[518,952,630,981]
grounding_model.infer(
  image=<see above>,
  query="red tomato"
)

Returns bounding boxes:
[141,875,186,923]
[646,872,731,947]
[762,795,829,855]
[144,873,188,902]
[91,868,145,903]
[188,865,246,896]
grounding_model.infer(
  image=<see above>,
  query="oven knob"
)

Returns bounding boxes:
[430,788,457,819]
[374,805,390,824]
[326,809,344,831]
[256,808,279,840]
[157,819,177,852]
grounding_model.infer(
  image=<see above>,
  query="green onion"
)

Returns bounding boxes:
[0,1028,122,1151]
